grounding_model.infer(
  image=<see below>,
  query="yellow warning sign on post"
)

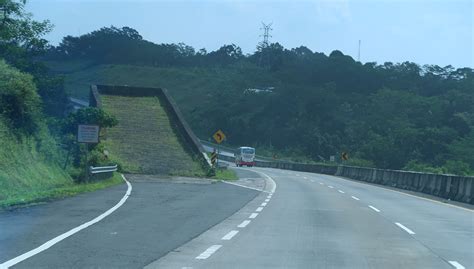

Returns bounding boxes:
[341,152,349,161]
[213,130,226,144]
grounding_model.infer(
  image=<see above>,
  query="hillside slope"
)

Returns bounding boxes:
[101,94,204,175]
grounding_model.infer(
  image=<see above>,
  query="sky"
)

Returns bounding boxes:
[27,0,473,68]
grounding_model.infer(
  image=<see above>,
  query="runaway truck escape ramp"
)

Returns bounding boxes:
[90,84,211,174]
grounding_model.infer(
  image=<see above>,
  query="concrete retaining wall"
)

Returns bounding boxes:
[221,154,473,205]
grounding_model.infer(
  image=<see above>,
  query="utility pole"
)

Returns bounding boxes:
[358,40,361,62]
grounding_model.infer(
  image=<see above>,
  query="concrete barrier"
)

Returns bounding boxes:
[252,156,474,205]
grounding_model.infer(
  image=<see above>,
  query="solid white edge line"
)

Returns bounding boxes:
[249,213,258,219]
[221,230,239,240]
[195,245,222,259]
[237,220,251,228]
[0,174,132,268]
[448,261,465,269]
[351,196,360,201]
[256,207,264,212]
[395,222,416,235]
[368,205,381,212]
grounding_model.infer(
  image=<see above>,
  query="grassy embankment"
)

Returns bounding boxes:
[100,93,237,180]
[0,120,123,209]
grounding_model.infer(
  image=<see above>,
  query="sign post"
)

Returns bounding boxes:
[212,130,226,167]
[77,124,100,181]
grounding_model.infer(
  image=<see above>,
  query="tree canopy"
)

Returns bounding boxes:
[47,26,474,174]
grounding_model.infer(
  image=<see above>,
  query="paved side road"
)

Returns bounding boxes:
[0,172,260,268]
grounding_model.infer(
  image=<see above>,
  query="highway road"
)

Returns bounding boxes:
[1,167,472,268]
[148,167,473,269]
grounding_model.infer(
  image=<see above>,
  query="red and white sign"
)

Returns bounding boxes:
[77,124,100,143]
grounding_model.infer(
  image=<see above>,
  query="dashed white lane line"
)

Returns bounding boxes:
[195,245,222,259]
[310,179,315,182]
[319,182,324,185]
[265,199,270,202]
[0,175,133,269]
[351,196,360,201]
[249,213,258,219]
[237,220,251,228]
[448,261,465,269]
[261,202,267,206]
[395,222,416,235]
[303,176,308,179]
[338,190,345,194]
[256,207,264,212]
[328,186,334,189]
[267,195,272,199]
[221,230,239,240]
[368,205,381,212]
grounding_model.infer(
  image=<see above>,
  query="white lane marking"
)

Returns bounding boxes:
[368,205,381,212]
[195,245,222,259]
[261,202,267,206]
[448,261,465,269]
[221,230,239,240]
[256,207,264,212]
[237,220,251,228]
[265,199,270,202]
[249,213,258,219]
[222,181,269,193]
[351,196,360,201]
[338,190,345,194]
[303,177,308,179]
[251,169,277,193]
[267,195,272,199]
[319,182,324,185]
[328,186,334,189]
[310,179,315,182]
[395,222,416,235]
[0,174,132,269]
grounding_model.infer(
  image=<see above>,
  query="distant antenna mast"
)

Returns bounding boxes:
[358,40,361,62]
[259,22,273,48]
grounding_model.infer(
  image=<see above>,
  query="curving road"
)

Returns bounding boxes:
[0,167,472,268]
[148,166,473,269]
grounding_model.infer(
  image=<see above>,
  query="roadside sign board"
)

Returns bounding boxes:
[330,155,335,162]
[78,124,100,144]
[213,130,226,144]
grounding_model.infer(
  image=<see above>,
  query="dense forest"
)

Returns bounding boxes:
[45,26,474,175]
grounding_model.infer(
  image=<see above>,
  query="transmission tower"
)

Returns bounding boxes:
[259,22,273,48]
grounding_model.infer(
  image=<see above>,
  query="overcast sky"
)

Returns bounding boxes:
[27,0,473,68]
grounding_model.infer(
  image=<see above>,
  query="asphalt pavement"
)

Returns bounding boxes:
[1,167,472,269]
[0,173,259,268]
[148,167,473,269]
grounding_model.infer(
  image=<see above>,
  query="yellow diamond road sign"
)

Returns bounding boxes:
[213,130,226,144]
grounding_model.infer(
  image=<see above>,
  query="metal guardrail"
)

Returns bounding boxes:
[89,165,118,174]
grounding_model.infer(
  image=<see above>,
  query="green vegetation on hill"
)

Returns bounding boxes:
[45,26,473,175]
[101,94,205,176]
